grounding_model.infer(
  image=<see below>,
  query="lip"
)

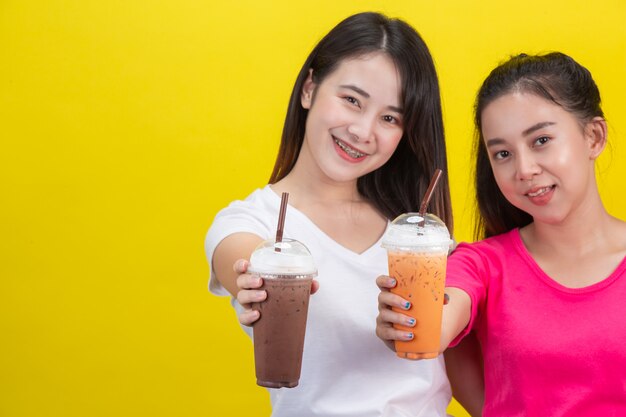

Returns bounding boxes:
[332,136,368,162]
[524,185,556,205]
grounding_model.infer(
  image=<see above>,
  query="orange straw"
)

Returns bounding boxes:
[275,192,289,252]
[418,169,443,227]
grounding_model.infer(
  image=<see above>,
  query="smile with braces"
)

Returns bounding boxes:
[334,137,366,158]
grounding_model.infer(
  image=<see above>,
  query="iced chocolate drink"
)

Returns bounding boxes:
[249,238,317,388]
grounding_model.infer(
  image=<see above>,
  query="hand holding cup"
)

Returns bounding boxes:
[233,259,266,326]
[233,258,319,327]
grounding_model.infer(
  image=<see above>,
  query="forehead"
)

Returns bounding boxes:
[320,52,402,108]
[323,53,402,99]
[481,92,574,137]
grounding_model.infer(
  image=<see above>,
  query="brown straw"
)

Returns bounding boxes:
[275,192,289,252]
[418,169,443,226]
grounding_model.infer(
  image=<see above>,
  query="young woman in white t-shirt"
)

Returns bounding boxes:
[206,12,483,417]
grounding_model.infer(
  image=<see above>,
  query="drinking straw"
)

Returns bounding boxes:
[275,192,289,252]
[418,169,443,227]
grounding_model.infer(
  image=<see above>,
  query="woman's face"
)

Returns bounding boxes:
[481,91,604,225]
[298,52,404,184]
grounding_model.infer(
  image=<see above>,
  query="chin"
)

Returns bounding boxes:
[530,213,568,226]
[324,168,365,183]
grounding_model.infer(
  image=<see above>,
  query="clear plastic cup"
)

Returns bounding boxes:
[382,213,452,359]
[248,238,317,388]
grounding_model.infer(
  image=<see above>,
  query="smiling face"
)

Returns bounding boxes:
[297,52,404,184]
[481,91,605,225]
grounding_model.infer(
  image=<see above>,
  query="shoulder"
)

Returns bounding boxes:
[609,217,626,252]
[213,186,276,228]
[452,229,518,260]
[448,229,521,280]
[205,187,277,255]
[219,186,275,213]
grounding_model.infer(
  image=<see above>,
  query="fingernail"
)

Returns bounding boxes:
[444,294,450,304]
[404,301,411,310]
[407,318,415,326]
[389,278,397,287]
[406,332,414,339]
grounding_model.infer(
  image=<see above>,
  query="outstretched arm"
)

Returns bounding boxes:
[212,233,267,327]
[439,287,472,351]
[212,232,264,297]
[212,233,318,327]
[375,276,472,354]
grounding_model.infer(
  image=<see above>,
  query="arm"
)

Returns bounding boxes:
[376,278,482,414]
[212,232,264,297]
[375,277,472,354]
[212,232,319,326]
[444,332,485,417]
[439,287,472,351]
[212,233,267,325]
[443,246,486,415]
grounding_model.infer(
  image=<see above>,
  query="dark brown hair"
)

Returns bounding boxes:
[269,12,453,230]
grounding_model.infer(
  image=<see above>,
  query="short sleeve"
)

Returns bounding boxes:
[204,191,275,296]
[445,242,489,347]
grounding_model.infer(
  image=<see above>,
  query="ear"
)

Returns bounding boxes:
[585,117,607,160]
[300,69,315,109]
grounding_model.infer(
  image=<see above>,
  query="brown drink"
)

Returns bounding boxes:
[249,238,317,388]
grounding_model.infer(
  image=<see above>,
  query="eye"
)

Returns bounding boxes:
[343,96,360,107]
[493,150,510,160]
[534,136,550,146]
[382,115,400,125]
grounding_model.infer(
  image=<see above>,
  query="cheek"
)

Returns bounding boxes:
[558,143,591,173]
[380,130,403,155]
[491,165,516,195]
[369,133,402,172]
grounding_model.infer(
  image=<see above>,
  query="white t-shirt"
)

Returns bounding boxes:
[205,186,451,417]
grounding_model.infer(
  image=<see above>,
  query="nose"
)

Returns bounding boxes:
[347,114,376,143]
[515,150,541,181]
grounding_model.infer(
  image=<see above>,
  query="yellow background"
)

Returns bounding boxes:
[2,1,625,416]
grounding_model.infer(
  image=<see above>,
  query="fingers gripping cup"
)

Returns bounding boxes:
[249,238,317,388]
[382,213,452,359]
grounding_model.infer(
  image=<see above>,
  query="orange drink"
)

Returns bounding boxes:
[382,213,451,360]
[388,251,447,359]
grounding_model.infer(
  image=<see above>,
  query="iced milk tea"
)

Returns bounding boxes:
[388,250,447,359]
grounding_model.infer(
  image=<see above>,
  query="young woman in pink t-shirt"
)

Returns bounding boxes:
[377,52,626,416]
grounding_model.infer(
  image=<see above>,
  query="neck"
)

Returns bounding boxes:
[269,147,388,254]
[522,189,612,256]
[272,146,364,207]
[273,174,362,206]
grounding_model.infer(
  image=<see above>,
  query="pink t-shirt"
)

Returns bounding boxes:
[446,229,626,416]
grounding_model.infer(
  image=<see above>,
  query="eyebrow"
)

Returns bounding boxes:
[522,121,555,136]
[485,121,556,147]
[339,84,403,113]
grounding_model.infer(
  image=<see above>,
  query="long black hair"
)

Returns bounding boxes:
[269,12,453,231]
[473,52,604,239]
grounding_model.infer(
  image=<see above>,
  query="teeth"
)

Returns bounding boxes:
[528,186,552,197]
[334,138,365,158]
